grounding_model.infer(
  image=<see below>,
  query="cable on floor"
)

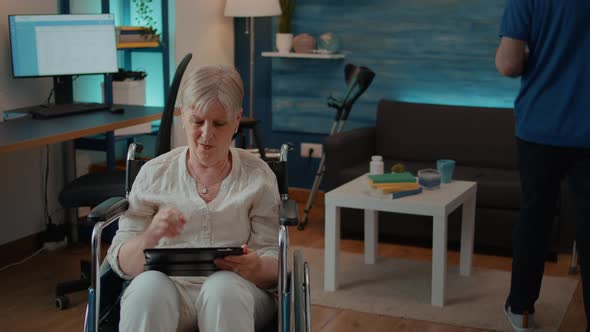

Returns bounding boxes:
[0,247,46,273]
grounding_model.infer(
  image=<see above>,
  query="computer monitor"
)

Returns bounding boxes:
[8,14,118,106]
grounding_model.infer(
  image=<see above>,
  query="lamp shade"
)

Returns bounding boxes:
[224,0,281,17]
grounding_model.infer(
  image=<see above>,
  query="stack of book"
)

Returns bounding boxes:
[116,26,159,48]
[368,172,423,199]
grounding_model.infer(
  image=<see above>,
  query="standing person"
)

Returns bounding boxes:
[496,0,590,331]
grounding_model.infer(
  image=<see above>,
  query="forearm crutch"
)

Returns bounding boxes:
[299,65,375,230]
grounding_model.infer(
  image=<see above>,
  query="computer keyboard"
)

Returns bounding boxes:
[29,103,111,119]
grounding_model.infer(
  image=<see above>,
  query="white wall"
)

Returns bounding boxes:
[0,1,61,245]
[173,0,235,147]
[175,0,234,72]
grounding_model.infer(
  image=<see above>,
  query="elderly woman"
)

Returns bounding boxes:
[106,65,279,332]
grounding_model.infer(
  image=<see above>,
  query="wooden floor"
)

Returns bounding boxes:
[0,197,585,332]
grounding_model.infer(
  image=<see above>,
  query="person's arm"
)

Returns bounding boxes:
[215,166,280,288]
[107,167,186,279]
[216,245,278,289]
[117,206,186,278]
[495,37,528,77]
[496,0,532,77]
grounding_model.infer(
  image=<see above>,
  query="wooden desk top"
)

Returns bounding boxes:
[0,104,162,154]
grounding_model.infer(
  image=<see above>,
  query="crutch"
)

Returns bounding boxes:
[298,64,376,230]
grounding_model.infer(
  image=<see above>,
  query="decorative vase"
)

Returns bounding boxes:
[317,32,341,54]
[276,33,293,54]
[292,33,316,53]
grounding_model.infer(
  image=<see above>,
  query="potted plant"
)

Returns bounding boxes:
[131,0,159,42]
[276,0,295,53]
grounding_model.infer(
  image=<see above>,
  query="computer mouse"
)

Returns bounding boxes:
[110,107,125,114]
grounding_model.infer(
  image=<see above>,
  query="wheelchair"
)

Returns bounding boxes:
[82,143,311,332]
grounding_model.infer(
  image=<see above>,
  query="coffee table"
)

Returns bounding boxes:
[324,174,477,306]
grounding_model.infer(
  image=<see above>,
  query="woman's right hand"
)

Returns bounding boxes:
[142,206,186,247]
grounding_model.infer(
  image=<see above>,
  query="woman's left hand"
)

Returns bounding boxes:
[214,244,261,282]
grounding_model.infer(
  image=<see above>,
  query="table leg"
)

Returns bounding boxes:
[106,131,116,172]
[324,204,341,291]
[364,210,378,264]
[460,192,476,276]
[432,214,448,307]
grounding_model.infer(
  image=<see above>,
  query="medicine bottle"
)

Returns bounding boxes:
[370,155,384,175]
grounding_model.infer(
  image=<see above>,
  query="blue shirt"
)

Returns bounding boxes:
[500,0,590,147]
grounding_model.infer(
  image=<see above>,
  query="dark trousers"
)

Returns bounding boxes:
[508,138,590,325]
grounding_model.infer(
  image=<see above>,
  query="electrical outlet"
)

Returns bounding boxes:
[300,143,323,158]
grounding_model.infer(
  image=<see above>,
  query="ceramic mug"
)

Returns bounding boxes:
[436,159,456,184]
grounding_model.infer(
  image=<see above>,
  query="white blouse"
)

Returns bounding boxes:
[107,146,280,281]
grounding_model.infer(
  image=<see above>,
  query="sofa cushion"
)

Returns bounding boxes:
[475,168,521,210]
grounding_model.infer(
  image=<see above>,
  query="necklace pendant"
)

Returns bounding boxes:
[201,187,208,194]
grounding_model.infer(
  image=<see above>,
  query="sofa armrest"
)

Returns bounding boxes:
[324,127,376,189]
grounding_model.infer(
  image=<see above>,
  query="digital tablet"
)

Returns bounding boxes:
[144,247,243,276]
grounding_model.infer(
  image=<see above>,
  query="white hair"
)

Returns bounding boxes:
[180,65,244,116]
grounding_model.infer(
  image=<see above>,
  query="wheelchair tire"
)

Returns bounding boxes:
[293,250,305,332]
[55,295,70,310]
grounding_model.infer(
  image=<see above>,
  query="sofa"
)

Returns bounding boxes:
[324,100,573,257]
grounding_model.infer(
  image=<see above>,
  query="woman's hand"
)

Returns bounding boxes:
[141,206,186,247]
[214,244,262,282]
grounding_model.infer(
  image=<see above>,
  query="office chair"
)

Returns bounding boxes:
[83,142,311,332]
[55,53,193,309]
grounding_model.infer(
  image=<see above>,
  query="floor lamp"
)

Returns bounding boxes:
[224,0,281,146]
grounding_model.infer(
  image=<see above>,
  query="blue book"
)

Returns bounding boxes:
[392,187,422,199]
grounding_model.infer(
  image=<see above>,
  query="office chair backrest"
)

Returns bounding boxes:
[155,53,193,156]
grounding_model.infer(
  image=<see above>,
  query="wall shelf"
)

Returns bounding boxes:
[261,51,346,59]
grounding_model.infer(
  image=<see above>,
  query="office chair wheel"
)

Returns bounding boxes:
[55,295,70,310]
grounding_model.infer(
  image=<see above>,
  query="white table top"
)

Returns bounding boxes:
[325,174,477,217]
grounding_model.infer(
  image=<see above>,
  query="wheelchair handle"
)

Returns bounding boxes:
[279,143,293,162]
[126,143,143,197]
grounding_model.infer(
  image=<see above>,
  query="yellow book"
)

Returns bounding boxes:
[370,182,421,194]
[117,41,159,49]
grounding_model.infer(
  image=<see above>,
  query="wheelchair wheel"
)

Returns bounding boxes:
[293,250,305,332]
[55,295,70,310]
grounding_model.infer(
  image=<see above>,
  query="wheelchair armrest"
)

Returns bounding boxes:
[280,199,299,227]
[87,197,129,223]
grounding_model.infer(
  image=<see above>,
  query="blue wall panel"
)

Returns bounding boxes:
[271,0,519,134]
[236,0,518,189]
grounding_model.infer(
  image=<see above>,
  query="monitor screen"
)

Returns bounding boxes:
[8,14,118,78]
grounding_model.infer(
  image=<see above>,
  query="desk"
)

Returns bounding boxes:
[0,104,162,155]
[0,104,162,242]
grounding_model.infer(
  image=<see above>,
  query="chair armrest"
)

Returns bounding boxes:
[87,197,129,223]
[324,127,376,169]
[280,199,299,226]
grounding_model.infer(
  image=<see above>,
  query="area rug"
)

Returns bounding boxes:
[296,247,578,332]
